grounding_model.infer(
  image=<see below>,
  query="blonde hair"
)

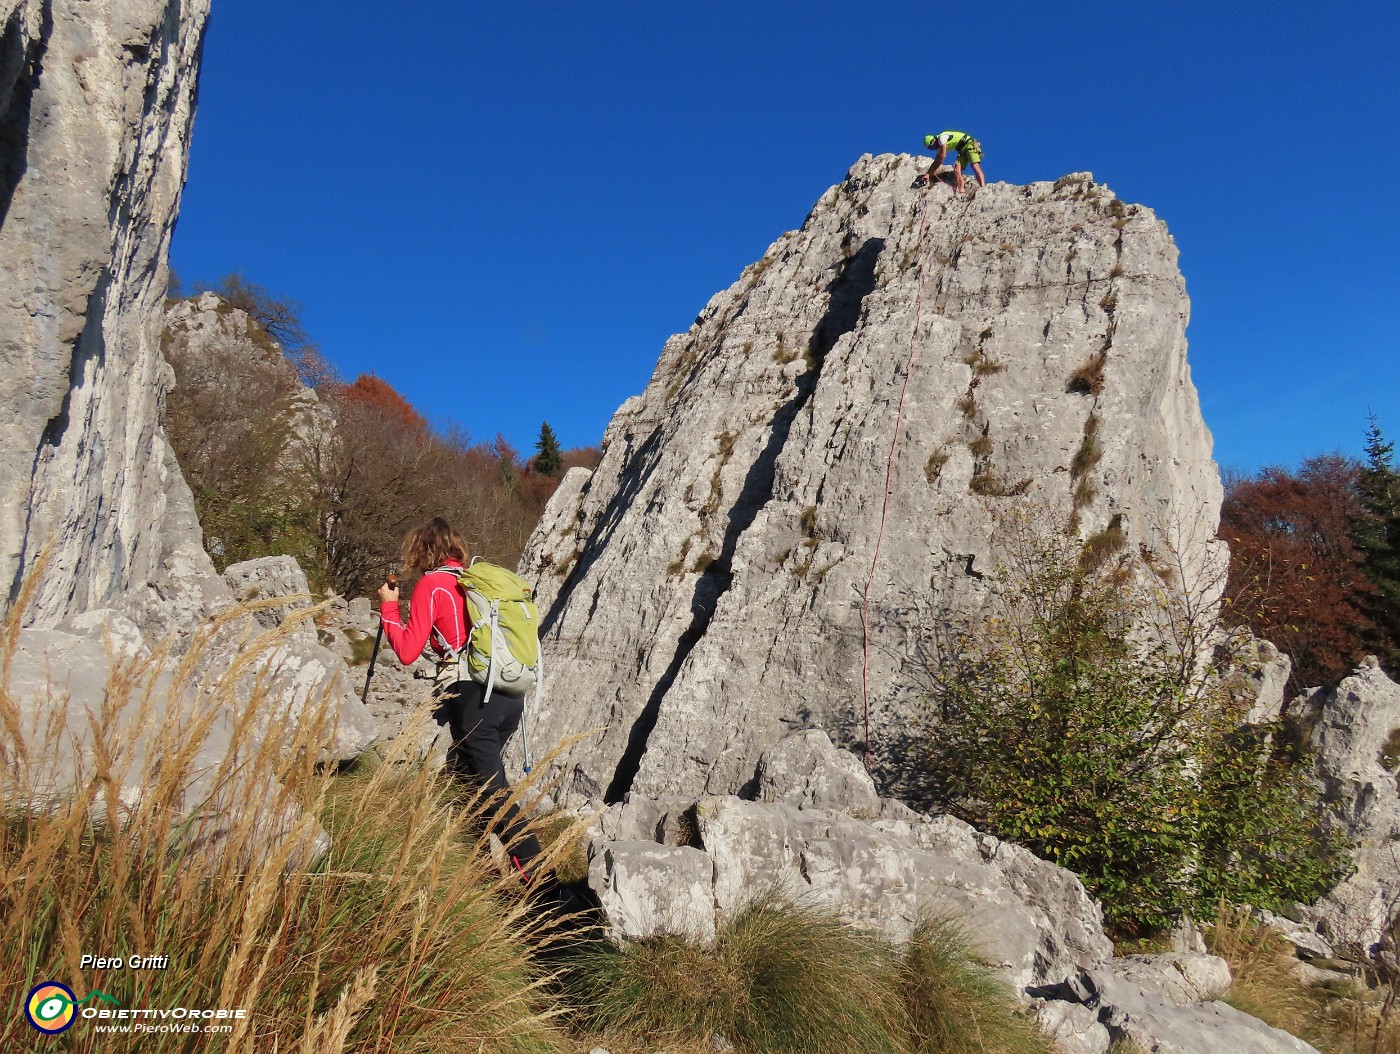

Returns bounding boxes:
[401,517,469,575]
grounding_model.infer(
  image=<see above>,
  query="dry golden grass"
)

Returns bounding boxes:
[0,582,571,1053]
[565,901,1051,1054]
[1209,904,1400,1054]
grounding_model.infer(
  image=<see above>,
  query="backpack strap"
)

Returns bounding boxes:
[521,645,539,772]
[431,625,459,661]
[482,597,501,707]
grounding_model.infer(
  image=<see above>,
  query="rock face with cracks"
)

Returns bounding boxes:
[1,1,374,824]
[0,0,212,633]
[520,155,1224,803]
[1297,657,1400,956]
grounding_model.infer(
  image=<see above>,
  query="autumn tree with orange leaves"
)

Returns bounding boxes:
[162,284,599,597]
[1219,454,1375,689]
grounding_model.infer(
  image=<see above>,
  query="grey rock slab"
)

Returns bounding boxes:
[591,795,1111,992]
[1300,657,1400,955]
[1108,953,1232,1004]
[587,840,717,944]
[222,555,317,639]
[518,155,1225,808]
[754,727,882,817]
[596,794,701,845]
[1254,909,1334,961]
[1067,966,1322,1054]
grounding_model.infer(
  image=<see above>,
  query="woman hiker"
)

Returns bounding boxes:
[376,516,545,883]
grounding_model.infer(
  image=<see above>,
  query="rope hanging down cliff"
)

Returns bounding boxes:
[860,179,933,770]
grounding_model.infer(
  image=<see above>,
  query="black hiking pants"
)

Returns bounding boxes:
[438,680,543,875]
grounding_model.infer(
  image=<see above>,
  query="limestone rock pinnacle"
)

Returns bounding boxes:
[520,155,1224,803]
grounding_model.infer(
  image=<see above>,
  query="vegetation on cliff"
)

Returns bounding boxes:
[921,511,1343,935]
[1220,422,1400,690]
[161,276,600,598]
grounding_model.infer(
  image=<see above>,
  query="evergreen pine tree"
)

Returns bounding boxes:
[1355,416,1400,672]
[533,421,562,477]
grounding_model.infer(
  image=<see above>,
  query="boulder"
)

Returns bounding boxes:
[588,841,717,944]
[1298,657,1400,955]
[222,556,317,639]
[754,728,882,817]
[1036,964,1322,1054]
[1106,953,1232,1004]
[586,794,1114,992]
[1034,1001,1112,1054]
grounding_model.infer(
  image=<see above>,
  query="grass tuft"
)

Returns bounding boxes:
[566,896,901,1054]
[1068,350,1108,396]
[567,898,1051,1054]
[970,471,1031,498]
[900,916,1050,1054]
[926,449,950,485]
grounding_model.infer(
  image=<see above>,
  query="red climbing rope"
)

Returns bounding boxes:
[860,180,933,770]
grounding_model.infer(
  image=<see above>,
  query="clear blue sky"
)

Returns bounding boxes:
[171,0,1399,475]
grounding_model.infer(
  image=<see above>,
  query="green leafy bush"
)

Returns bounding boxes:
[919,515,1343,934]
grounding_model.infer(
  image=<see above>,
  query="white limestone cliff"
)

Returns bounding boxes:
[520,156,1225,803]
[0,1,376,812]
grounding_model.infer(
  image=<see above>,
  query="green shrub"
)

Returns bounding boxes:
[919,517,1342,935]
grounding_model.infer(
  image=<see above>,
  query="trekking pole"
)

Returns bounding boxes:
[361,572,398,703]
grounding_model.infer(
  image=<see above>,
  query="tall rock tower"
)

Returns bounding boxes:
[0,0,213,632]
[524,154,1224,803]
[0,1,377,776]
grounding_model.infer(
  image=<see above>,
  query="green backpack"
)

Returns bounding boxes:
[432,559,543,769]
[446,560,539,685]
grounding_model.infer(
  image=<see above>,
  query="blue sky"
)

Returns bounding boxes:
[172,0,1399,474]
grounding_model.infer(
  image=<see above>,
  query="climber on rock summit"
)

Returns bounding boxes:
[923,130,986,195]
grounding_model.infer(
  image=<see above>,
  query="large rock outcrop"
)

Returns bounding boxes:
[520,155,1224,803]
[1,2,376,805]
[1,0,212,633]
[585,739,1319,1054]
[1298,657,1400,955]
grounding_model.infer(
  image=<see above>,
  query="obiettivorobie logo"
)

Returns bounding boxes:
[24,983,120,1034]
